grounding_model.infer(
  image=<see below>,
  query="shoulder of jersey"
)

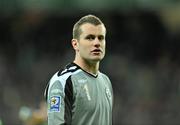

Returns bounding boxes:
[57,63,81,77]
[44,63,81,100]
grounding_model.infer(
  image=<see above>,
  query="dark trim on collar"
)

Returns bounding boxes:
[71,62,98,78]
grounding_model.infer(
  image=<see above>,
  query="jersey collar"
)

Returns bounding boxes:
[69,62,98,78]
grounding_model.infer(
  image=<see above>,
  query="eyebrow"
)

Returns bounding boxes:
[85,34,104,37]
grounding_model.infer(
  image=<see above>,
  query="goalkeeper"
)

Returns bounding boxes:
[44,14,113,125]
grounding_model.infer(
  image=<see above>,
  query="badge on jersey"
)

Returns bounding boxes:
[105,88,112,100]
[49,96,61,112]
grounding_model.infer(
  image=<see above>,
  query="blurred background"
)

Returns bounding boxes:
[0,0,180,125]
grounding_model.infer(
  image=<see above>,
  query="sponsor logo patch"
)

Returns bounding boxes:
[49,96,61,112]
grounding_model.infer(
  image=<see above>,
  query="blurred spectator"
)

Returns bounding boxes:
[19,101,47,125]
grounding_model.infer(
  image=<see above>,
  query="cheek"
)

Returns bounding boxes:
[79,45,89,54]
[79,43,90,50]
[102,42,106,49]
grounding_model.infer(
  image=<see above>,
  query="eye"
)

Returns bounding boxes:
[98,35,104,41]
[85,35,95,41]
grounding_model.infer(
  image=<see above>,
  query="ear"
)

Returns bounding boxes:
[71,39,79,51]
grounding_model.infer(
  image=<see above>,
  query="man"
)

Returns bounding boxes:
[44,14,113,125]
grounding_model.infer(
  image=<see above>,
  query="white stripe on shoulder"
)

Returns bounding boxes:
[48,69,81,97]
[69,66,77,70]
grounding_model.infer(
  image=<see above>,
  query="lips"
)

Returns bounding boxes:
[91,49,102,53]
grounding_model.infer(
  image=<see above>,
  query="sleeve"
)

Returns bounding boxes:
[47,76,74,125]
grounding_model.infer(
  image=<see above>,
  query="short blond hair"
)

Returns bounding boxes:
[73,14,105,40]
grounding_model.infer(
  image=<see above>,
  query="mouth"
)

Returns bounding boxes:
[91,49,102,53]
[91,49,102,55]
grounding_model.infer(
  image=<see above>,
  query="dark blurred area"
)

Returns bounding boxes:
[1,0,180,125]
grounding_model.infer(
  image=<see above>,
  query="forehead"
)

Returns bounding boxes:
[80,23,106,36]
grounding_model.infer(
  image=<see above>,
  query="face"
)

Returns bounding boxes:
[72,23,106,63]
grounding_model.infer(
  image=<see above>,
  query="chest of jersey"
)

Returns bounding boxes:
[72,73,113,114]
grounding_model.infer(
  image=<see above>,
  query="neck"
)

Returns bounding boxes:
[73,58,99,75]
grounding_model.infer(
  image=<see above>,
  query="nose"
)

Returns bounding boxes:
[93,37,100,47]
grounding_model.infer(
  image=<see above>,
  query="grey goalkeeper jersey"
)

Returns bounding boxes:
[45,63,113,125]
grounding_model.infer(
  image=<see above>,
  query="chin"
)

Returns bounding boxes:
[91,57,103,62]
